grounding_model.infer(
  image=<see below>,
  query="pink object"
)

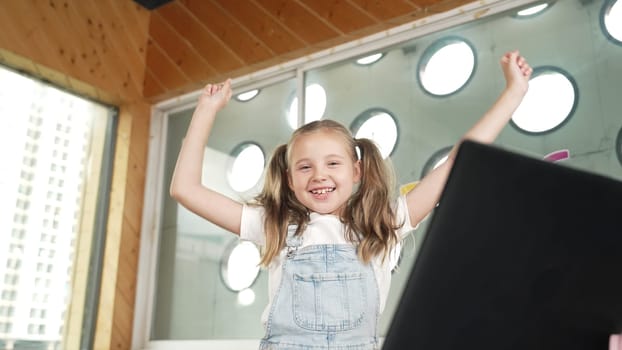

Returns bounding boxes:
[610,334,621,350]
[543,149,570,162]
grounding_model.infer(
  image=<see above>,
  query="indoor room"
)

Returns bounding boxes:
[0,0,620,349]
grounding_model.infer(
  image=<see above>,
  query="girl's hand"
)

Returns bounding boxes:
[197,78,233,112]
[611,334,622,350]
[500,50,532,96]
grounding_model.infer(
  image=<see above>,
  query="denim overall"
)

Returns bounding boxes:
[259,227,380,350]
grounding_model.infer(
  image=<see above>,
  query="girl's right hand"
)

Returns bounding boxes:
[197,78,233,112]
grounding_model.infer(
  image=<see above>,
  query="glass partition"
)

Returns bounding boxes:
[144,0,622,347]
[302,1,622,332]
[152,77,296,340]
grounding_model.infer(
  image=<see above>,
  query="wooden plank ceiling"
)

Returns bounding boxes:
[0,0,473,104]
[143,0,472,102]
[0,0,151,104]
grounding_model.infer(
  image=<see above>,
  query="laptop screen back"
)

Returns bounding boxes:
[383,140,622,350]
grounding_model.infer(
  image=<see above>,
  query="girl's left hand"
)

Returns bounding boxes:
[610,334,621,350]
[500,50,532,95]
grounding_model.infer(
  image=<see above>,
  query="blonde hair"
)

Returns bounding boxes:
[253,119,401,266]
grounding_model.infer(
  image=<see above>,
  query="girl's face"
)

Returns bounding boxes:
[288,130,360,216]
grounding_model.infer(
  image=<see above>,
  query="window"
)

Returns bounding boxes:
[510,66,577,134]
[235,89,260,102]
[421,146,453,178]
[226,142,265,193]
[3,275,18,285]
[1,291,16,301]
[0,322,12,333]
[514,2,553,18]
[601,0,622,45]
[0,307,14,317]
[418,37,476,96]
[287,83,327,129]
[220,240,261,293]
[355,53,384,66]
[350,108,399,159]
[0,65,116,349]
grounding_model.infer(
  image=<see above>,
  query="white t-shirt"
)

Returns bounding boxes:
[240,195,416,325]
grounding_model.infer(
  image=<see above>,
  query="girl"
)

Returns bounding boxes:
[169,51,618,349]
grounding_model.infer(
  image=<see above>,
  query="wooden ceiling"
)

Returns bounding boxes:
[143,0,473,101]
[0,0,474,104]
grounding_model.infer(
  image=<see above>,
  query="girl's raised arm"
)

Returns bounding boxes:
[405,50,533,227]
[170,79,244,235]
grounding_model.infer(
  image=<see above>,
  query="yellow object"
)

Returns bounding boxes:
[400,181,419,195]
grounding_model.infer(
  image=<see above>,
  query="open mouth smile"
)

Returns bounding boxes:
[309,187,336,200]
[310,187,335,194]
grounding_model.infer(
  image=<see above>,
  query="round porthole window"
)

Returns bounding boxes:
[601,0,622,45]
[227,142,265,193]
[235,89,260,102]
[287,83,327,129]
[355,52,384,66]
[510,66,578,134]
[421,146,453,178]
[513,2,553,18]
[350,108,398,159]
[418,37,476,97]
[220,240,261,292]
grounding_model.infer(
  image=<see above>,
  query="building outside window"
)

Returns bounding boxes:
[0,65,116,350]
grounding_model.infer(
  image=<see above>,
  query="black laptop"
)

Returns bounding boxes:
[383,140,622,350]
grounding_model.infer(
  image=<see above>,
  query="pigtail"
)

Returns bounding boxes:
[345,138,400,263]
[255,144,309,266]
